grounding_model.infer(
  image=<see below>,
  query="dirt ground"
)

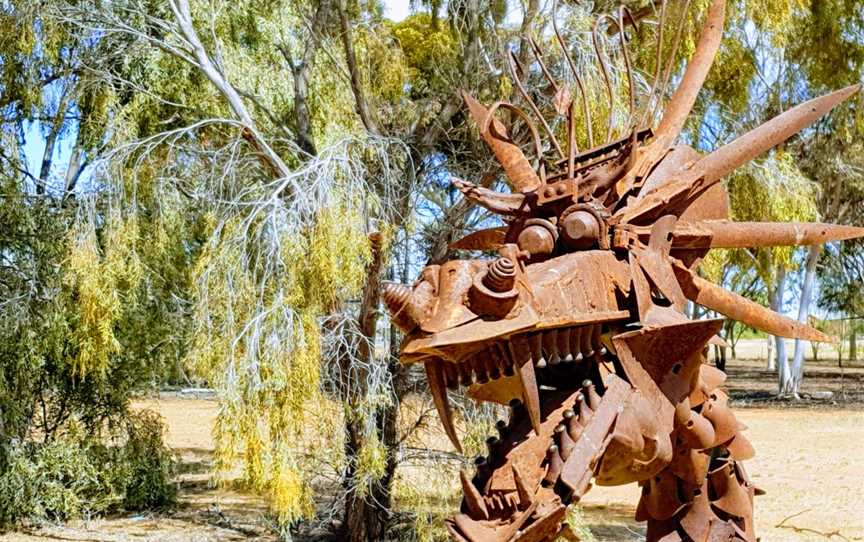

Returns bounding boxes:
[3,340,863,542]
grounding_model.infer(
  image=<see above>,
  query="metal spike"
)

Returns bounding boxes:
[543,445,564,487]
[576,392,593,425]
[529,332,545,368]
[557,327,573,361]
[517,353,542,435]
[655,0,726,141]
[544,329,561,364]
[509,398,526,423]
[486,436,501,460]
[496,419,509,441]
[582,379,601,410]
[425,360,462,453]
[696,84,861,183]
[664,220,864,249]
[564,408,582,441]
[569,326,584,361]
[556,423,576,460]
[673,260,834,342]
[579,324,595,358]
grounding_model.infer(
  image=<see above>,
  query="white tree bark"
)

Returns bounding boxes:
[168,0,291,181]
[772,266,790,391]
[788,244,822,397]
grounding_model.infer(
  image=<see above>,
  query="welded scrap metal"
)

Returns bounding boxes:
[381,0,864,537]
[452,178,528,216]
[450,227,509,251]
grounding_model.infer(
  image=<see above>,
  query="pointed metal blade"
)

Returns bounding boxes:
[672,261,834,342]
[461,91,542,193]
[654,0,727,141]
[511,338,542,435]
[425,359,463,453]
[449,227,508,251]
[696,84,861,183]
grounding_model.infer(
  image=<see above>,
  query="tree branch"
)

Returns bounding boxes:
[335,0,379,135]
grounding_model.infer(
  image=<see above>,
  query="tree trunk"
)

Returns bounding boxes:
[37,87,73,195]
[716,345,727,371]
[772,266,792,393]
[788,245,821,397]
[850,326,858,362]
[766,334,774,371]
[341,233,390,542]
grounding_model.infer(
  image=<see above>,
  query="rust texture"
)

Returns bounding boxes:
[382,0,863,539]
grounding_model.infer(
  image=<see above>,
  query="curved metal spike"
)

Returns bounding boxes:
[451,178,527,216]
[425,360,463,453]
[695,84,862,183]
[672,261,834,343]
[654,0,726,141]
[508,51,565,159]
[461,91,542,193]
[553,0,594,147]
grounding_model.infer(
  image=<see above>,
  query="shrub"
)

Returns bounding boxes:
[0,412,176,529]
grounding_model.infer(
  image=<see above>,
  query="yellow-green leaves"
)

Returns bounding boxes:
[64,212,141,377]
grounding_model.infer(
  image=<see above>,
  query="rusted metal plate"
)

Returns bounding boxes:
[559,375,631,495]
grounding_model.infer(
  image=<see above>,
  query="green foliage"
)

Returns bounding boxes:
[0,413,176,528]
[392,14,458,96]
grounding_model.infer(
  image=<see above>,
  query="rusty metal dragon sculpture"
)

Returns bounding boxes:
[381,0,864,539]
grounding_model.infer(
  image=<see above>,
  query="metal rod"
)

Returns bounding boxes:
[507,51,565,160]
[553,0,594,147]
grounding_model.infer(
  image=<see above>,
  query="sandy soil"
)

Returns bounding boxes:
[3,342,863,541]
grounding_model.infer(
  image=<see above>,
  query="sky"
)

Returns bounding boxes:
[383,0,411,21]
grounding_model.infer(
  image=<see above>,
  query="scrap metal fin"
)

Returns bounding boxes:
[449,227,509,251]
[654,0,726,142]
[459,469,489,520]
[672,261,834,343]
[451,178,527,216]
[461,91,542,193]
[425,360,463,453]
[614,318,723,404]
[695,84,861,184]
